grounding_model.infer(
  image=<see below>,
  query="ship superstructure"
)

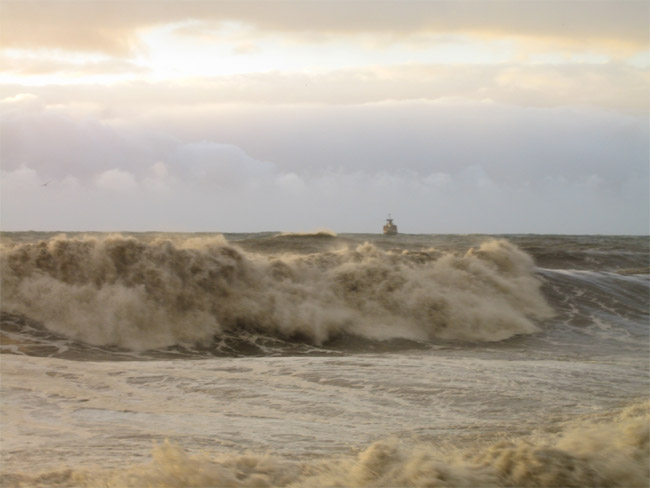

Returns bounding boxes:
[383,215,398,235]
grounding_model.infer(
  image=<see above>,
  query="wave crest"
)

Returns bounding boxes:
[3,402,647,487]
[1,235,553,350]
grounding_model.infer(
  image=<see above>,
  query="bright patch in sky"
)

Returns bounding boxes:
[136,21,519,80]
[1,19,646,85]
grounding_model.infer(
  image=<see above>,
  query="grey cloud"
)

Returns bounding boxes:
[95,168,138,192]
[1,98,647,234]
[0,105,276,191]
[0,99,174,181]
[169,141,276,187]
[135,101,648,189]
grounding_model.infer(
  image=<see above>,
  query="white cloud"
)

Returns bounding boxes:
[423,172,453,188]
[142,161,173,193]
[95,168,138,192]
[274,172,307,195]
[0,92,43,114]
[3,61,646,113]
[1,165,39,187]
[1,93,39,104]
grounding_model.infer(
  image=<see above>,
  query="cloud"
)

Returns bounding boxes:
[3,2,646,235]
[0,52,147,76]
[0,99,177,182]
[95,168,137,192]
[233,42,259,55]
[2,1,647,55]
[1,93,38,104]
[137,100,647,190]
[169,141,276,188]
[1,61,645,114]
[1,97,647,233]
[274,172,307,195]
[142,161,173,194]
[0,92,42,112]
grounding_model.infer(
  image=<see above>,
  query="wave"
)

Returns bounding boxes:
[538,268,649,333]
[3,402,647,487]
[516,235,649,272]
[275,229,337,238]
[0,234,553,352]
[237,229,344,255]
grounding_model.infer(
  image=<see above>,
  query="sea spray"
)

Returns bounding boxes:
[1,235,553,350]
[2,402,646,488]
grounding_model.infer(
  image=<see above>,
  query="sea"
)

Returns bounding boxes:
[0,231,648,487]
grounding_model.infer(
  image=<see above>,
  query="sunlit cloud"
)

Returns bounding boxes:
[2,1,648,54]
[1,50,146,76]
[1,1,648,233]
[2,0,647,107]
[1,61,646,114]
[0,50,147,87]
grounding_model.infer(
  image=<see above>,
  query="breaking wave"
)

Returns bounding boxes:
[2,402,647,487]
[276,229,337,238]
[0,234,553,352]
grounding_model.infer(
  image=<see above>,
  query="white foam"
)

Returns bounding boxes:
[1,235,553,350]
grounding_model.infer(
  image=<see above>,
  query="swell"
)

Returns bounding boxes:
[2,402,647,488]
[538,268,649,347]
[236,229,345,254]
[516,235,649,272]
[0,234,553,352]
[541,269,649,318]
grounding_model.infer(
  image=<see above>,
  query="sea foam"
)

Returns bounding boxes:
[1,234,553,350]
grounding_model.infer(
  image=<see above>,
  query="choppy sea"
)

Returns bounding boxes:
[1,231,648,487]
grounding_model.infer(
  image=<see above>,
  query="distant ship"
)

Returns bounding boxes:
[383,215,398,235]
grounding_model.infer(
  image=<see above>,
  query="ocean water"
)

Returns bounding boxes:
[0,231,648,487]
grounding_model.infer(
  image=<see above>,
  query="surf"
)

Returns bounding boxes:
[1,233,553,353]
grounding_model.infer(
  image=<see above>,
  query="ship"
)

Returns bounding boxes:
[383,215,398,235]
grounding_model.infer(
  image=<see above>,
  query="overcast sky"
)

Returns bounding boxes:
[1,0,648,234]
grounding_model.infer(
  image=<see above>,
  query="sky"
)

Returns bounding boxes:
[1,0,648,234]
